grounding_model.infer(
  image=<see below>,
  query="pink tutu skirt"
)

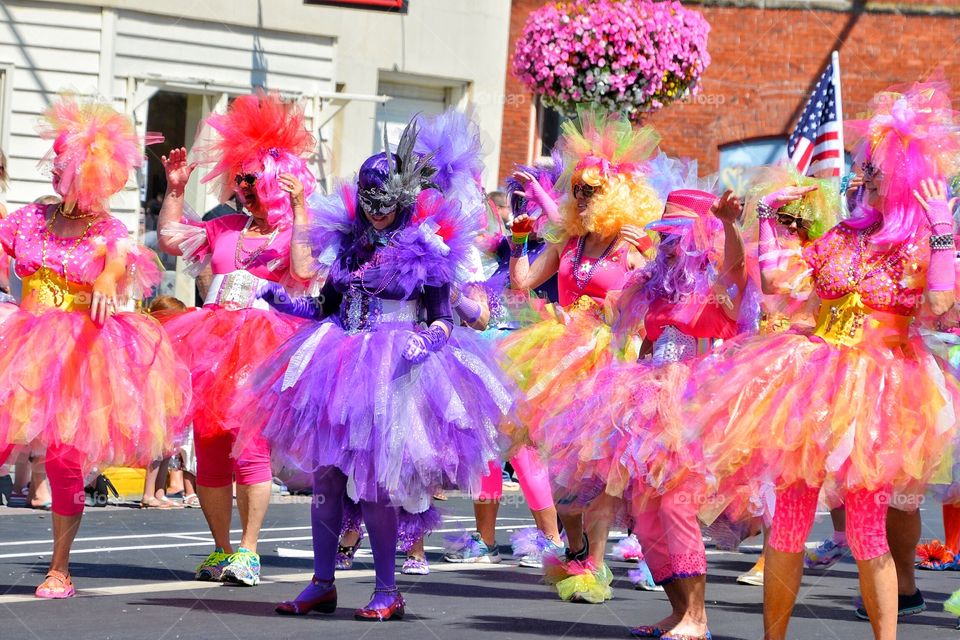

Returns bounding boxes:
[158,306,305,440]
[0,304,191,468]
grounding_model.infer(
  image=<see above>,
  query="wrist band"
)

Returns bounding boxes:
[510,240,528,258]
[930,233,955,251]
[757,201,777,220]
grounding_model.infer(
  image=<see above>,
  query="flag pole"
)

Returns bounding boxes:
[831,50,845,181]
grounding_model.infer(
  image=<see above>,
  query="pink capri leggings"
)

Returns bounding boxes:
[194,418,273,488]
[769,482,890,561]
[45,445,87,517]
[475,446,554,512]
[632,488,706,584]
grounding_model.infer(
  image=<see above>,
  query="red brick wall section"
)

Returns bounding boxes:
[498,1,960,181]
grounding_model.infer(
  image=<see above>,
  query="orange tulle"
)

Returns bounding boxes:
[689,327,957,501]
[0,304,191,468]
[157,306,305,439]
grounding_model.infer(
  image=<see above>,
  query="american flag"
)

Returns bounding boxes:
[788,60,843,177]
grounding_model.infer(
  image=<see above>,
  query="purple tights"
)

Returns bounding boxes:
[305,465,400,609]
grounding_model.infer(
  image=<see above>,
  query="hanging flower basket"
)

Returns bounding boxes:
[512,0,711,121]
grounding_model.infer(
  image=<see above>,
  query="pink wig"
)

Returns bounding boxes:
[193,91,318,228]
[845,76,960,246]
[39,95,155,214]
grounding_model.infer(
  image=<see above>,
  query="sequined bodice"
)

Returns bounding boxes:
[804,224,927,317]
[339,290,419,333]
[651,325,698,365]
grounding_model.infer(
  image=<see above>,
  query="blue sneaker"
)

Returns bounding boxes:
[442,532,502,564]
[805,538,850,569]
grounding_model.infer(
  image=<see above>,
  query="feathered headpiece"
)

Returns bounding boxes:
[192,90,318,228]
[845,75,960,245]
[39,95,155,214]
[555,107,663,240]
[358,119,438,217]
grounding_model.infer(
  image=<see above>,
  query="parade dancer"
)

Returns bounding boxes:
[250,116,511,621]
[541,186,744,638]
[157,91,319,586]
[500,109,663,602]
[686,77,960,640]
[0,96,191,598]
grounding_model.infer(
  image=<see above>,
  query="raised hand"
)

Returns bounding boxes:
[278,173,305,209]
[161,147,197,197]
[711,190,743,224]
[762,185,818,210]
[913,178,957,230]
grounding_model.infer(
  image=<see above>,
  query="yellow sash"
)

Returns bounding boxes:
[21,268,93,313]
[813,292,911,347]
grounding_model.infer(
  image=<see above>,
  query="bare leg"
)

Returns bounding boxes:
[475,500,500,547]
[154,458,171,501]
[198,484,234,553]
[407,537,426,561]
[236,481,272,553]
[531,505,563,544]
[886,507,919,596]
[28,457,51,507]
[558,510,585,555]
[49,513,83,575]
[666,575,708,637]
[763,547,804,640]
[183,471,197,497]
[857,553,898,640]
[141,459,162,504]
[831,506,847,533]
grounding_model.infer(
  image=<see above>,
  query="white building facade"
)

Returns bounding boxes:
[0,0,511,297]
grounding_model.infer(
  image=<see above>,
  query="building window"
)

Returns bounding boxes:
[718,137,787,197]
[374,74,467,153]
[536,98,569,158]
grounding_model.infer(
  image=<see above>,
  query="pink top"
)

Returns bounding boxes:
[557,237,632,307]
[0,203,127,285]
[203,214,291,282]
[644,296,738,342]
[803,224,928,316]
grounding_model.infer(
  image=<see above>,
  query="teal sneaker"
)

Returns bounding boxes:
[442,532,501,564]
[221,547,261,586]
[195,548,231,581]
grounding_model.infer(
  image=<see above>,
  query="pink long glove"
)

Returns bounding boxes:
[925,198,956,292]
[524,178,562,225]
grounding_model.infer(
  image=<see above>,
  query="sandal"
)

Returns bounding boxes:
[139,498,180,509]
[335,531,364,570]
[182,494,201,508]
[35,570,75,599]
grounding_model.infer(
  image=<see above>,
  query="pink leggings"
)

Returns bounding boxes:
[632,489,706,584]
[194,419,273,488]
[769,482,890,561]
[476,446,554,512]
[45,445,86,517]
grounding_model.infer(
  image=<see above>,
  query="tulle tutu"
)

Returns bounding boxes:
[498,296,640,448]
[244,319,511,512]
[0,304,191,468]
[916,328,960,504]
[157,306,305,439]
[544,360,705,506]
[688,329,958,501]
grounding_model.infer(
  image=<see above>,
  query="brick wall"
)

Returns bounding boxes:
[497,0,960,181]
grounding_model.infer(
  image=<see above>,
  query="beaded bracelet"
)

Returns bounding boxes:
[756,201,777,220]
[930,233,955,251]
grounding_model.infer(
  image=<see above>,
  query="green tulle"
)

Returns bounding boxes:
[553,562,613,604]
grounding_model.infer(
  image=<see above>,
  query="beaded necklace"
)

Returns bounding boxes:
[37,208,97,306]
[235,217,279,270]
[572,234,618,290]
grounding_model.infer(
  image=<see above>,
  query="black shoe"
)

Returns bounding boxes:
[565,533,589,562]
[855,589,926,620]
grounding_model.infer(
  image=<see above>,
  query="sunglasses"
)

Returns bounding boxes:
[234,173,260,187]
[573,183,599,200]
[777,213,812,231]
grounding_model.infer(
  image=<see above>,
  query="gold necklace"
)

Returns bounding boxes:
[37,210,97,307]
[58,203,98,220]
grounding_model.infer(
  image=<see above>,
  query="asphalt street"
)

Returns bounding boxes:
[1,495,958,639]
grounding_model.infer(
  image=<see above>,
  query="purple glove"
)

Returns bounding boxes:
[451,288,483,325]
[402,324,449,364]
[258,282,321,319]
